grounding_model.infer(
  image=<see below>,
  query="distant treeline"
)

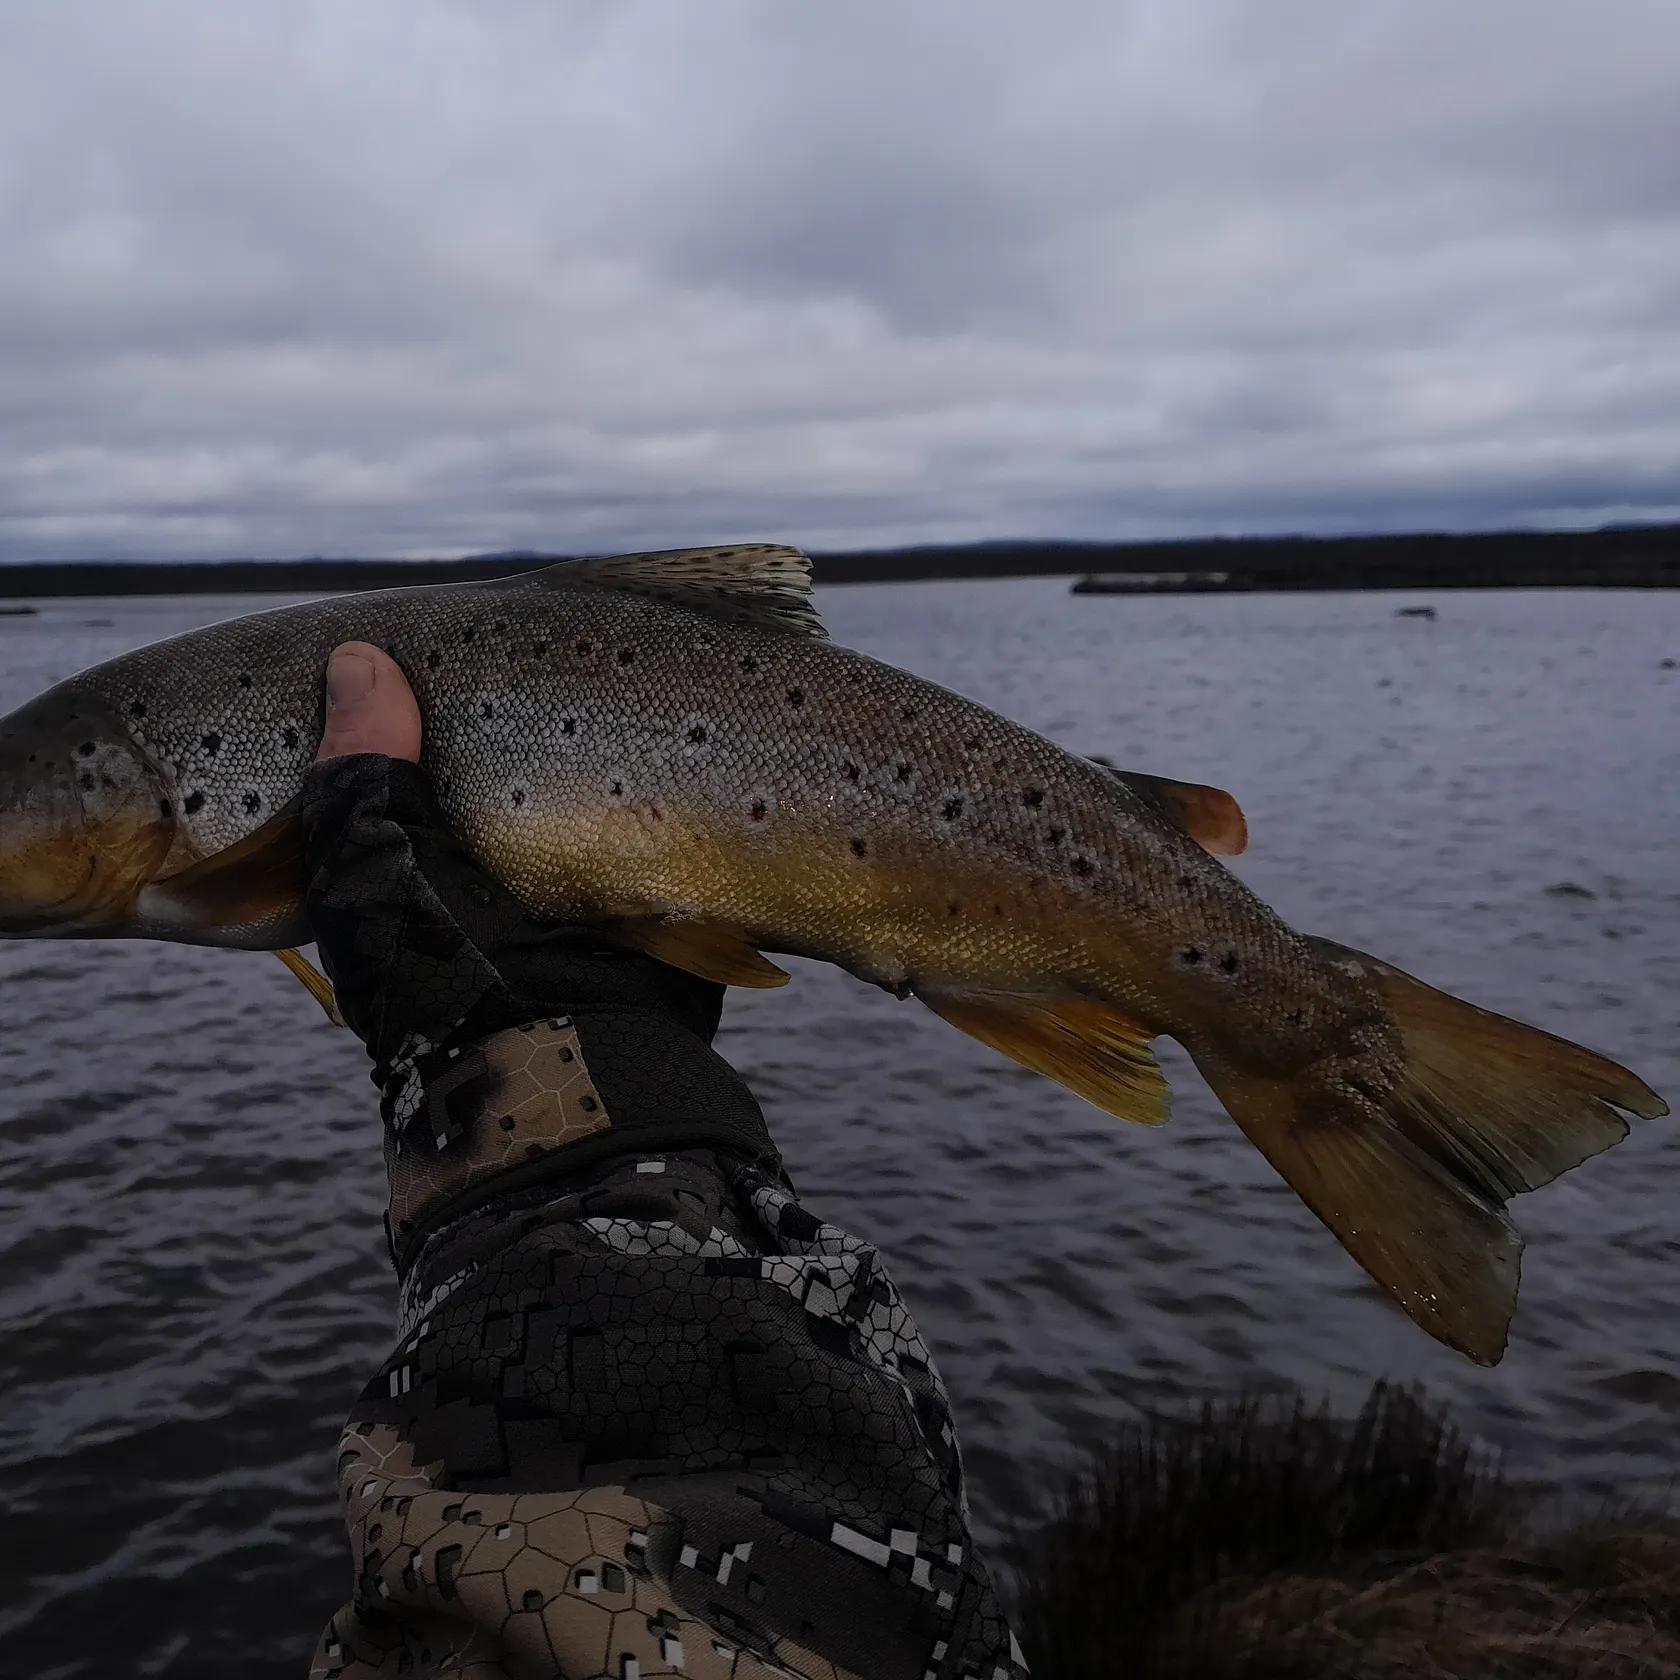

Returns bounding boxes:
[1,523,1677,598]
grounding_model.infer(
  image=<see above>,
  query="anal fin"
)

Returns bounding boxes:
[608,917,791,988]
[921,991,1170,1126]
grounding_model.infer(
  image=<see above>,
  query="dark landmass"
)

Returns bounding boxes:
[1,523,1678,598]
[1013,1382,1680,1679]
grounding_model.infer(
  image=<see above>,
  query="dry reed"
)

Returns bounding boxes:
[1011,1383,1680,1679]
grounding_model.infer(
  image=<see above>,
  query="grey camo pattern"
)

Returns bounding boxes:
[322,1149,1028,1680]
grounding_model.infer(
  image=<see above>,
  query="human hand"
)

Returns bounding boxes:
[296,643,772,1269]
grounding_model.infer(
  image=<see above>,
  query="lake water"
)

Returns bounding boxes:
[1,581,1676,1677]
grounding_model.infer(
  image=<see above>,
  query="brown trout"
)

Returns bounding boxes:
[0,545,1663,1362]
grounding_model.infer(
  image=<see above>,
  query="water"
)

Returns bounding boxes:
[1,581,1676,1677]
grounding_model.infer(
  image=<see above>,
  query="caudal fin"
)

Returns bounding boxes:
[1193,938,1666,1365]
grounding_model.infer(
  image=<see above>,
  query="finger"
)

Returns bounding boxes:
[316,642,422,763]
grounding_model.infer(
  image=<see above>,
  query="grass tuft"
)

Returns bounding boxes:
[1011,1382,1680,1679]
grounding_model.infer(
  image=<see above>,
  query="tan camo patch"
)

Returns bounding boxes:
[387,1019,613,1248]
[313,1424,857,1680]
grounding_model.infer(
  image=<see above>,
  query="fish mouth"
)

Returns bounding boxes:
[0,892,134,937]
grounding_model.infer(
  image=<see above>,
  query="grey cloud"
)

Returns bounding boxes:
[0,0,1676,561]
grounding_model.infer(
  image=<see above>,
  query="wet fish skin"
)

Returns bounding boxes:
[0,546,1664,1365]
[16,568,1289,1024]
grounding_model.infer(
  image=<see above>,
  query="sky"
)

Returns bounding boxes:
[2,0,1678,561]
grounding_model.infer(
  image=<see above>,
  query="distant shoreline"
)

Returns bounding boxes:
[1,523,1677,597]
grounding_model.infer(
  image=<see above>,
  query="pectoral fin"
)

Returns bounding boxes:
[138,803,307,941]
[608,917,791,988]
[274,947,343,1024]
[920,990,1170,1125]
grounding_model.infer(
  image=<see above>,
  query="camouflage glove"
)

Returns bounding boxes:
[298,752,782,1269]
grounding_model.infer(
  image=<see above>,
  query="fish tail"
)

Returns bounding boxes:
[1190,937,1666,1365]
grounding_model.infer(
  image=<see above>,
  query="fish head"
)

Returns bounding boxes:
[0,687,176,935]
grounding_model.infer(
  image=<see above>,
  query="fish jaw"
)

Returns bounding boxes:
[0,687,178,937]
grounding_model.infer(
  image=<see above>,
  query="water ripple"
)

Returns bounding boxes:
[0,584,1675,1675]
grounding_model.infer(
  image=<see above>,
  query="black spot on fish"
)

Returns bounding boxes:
[1219,951,1240,976]
[481,701,494,719]
[786,686,804,707]
[243,791,262,814]
[238,675,252,689]
[687,724,707,744]
[616,648,635,666]
[201,732,221,754]
[129,700,147,718]
[740,656,758,674]
[1178,946,1204,967]
[78,771,95,791]
[942,796,964,821]
[964,736,981,751]
[947,900,961,916]
[850,838,868,858]
[1021,788,1044,808]
[462,627,476,643]
[426,650,442,669]
[894,763,912,783]
[183,791,205,814]
[992,904,1004,917]
[1178,873,1195,890]
[561,718,576,737]
[611,780,624,797]
[492,621,505,634]
[576,640,593,657]
[533,642,547,656]
[78,741,95,756]
[750,799,767,821]
[158,800,171,819]
[900,708,917,723]
[1070,855,1094,878]
[841,762,860,782]
[281,726,299,749]
[511,788,525,807]
[1046,828,1064,846]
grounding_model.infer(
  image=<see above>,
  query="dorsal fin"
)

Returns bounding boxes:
[1089,757,1249,856]
[522,544,827,639]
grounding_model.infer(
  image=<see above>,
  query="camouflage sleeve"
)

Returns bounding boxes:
[299,754,1030,1680]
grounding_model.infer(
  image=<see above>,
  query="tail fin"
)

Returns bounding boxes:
[1193,939,1666,1365]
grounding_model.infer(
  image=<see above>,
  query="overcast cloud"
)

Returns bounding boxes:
[2,0,1677,560]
